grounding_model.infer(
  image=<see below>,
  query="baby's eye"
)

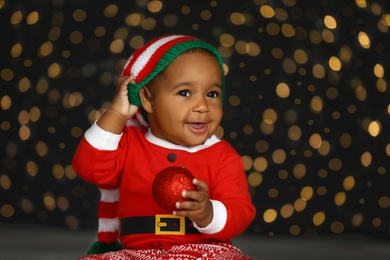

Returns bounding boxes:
[207,91,220,98]
[178,90,191,97]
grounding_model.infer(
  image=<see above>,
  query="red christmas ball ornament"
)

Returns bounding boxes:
[152,166,197,211]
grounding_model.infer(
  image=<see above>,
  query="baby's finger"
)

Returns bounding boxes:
[193,178,209,193]
[129,104,138,115]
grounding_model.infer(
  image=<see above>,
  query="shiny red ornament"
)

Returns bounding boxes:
[152,166,197,211]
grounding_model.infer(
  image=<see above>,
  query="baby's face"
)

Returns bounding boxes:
[145,51,223,146]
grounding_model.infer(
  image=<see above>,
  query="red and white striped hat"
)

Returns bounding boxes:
[122,34,225,124]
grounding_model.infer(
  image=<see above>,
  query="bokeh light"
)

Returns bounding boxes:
[0,0,389,239]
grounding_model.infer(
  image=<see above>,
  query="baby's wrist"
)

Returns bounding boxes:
[108,108,128,123]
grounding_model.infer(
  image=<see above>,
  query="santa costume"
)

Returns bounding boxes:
[72,35,256,259]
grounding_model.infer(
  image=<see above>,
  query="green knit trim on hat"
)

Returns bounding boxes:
[127,39,225,109]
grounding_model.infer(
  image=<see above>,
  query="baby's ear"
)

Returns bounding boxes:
[139,87,153,113]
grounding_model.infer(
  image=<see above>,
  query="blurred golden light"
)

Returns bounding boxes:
[266,23,280,36]
[312,64,325,79]
[276,82,290,98]
[26,161,38,177]
[310,96,323,113]
[334,191,346,206]
[65,165,77,180]
[372,217,382,227]
[358,31,371,49]
[294,49,308,64]
[147,0,163,13]
[253,157,268,172]
[352,213,363,227]
[289,225,301,236]
[1,204,14,218]
[322,29,335,43]
[294,198,307,212]
[324,15,337,29]
[1,95,12,110]
[43,192,56,211]
[21,199,33,213]
[47,63,62,79]
[313,211,326,226]
[230,12,246,25]
[280,204,294,218]
[52,164,65,180]
[309,133,322,149]
[243,125,253,135]
[368,120,381,137]
[272,149,286,164]
[262,108,277,124]
[11,43,22,58]
[288,125,302,141]
[272,47,284,59]
[200,10,212,21]
[1,68,14,81]
[73,9,86,22]
[330,221,344,234]
[281,23,295,37]
[318,140,331,156]
[255,140,269,153]
[260,5,275,18]
[376,78,387,93]
[27,11,39,25]
[328,158,342,171]
[0,174,11,190]
[246,42,261,56]
[110,39,124,54]
[268,188,279,198]
[373,64,384,78]
[355,0,367,8]
[19,125,31,141]
[293,163,306,179]
[377,196,390,209]
[228,95,241,106]
[57,196,70,211]
[355,85,367,101]
[343,176,355,191]
[220,33,235,48]
[263,208,277,223]
[65,215,79,230]
[36,141,48,157]
[104,4,118,17]
[301,186,314,201]
[248,172,263,187]
[329,56,342,71]
[361,151,372,167]
[11,11,22,25]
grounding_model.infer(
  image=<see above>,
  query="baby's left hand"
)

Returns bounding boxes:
[173,178,213,228]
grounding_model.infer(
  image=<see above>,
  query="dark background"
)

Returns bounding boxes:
[1,0,389,240]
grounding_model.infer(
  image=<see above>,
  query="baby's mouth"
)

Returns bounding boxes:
[187,123,207,134]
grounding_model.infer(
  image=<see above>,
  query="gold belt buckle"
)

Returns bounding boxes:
[155,214,185,235]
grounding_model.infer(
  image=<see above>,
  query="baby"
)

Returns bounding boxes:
[72,35,256,259]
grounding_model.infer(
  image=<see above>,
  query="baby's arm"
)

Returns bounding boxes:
[97,76,138,134]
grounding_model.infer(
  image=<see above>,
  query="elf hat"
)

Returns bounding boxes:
[122,34,225,124]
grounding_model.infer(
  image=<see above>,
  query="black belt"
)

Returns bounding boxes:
[121,215,200,235]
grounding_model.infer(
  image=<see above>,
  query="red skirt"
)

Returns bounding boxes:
[78,242,253,260]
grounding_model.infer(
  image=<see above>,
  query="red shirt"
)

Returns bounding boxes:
[72,125,256,248]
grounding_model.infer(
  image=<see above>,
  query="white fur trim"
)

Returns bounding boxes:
[145,128,220,153]
[100,188,120,203]
[98,217,120,232]
[84,121,122,150]
[130,35,185,78]
[193,200,227,234]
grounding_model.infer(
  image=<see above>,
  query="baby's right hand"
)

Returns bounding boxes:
[110,76,139,120]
